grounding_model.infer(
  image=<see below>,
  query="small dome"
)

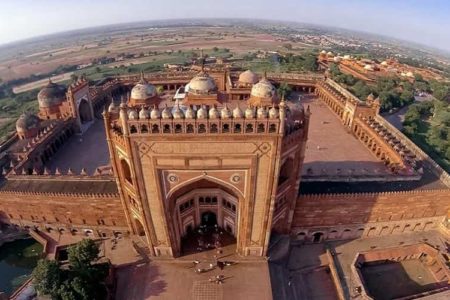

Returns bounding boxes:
[197,106,207,119]
[364,64,373,71]
[130,73,157,100]
[233,106,243,118]
[381,61,388,66]
[172,105,184,119]
[245,107,255,119]
[269,106,279,119]
[367,93,375,101]
[150,106,160,119]
[333,56,341,63]
[320,50,327,54]
[185,106,195,119]
[161,106,172,119]
[327,51,333,56]
[128,109,138,120]
[238,70,259,85]
[406,71,414,77]
[108,102,117,113]
[16,113,40,133]
[257,106,268,118]
[187,72,217,95]
[38,80,66,108]
[139,107,150,119]
[251,78,275,99]
[209,106,219,119]
[221,105,232,119]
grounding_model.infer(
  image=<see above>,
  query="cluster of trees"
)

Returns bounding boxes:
[403,100,450,162]
[32,239,109,300]
[329,63,416,112]
[277,53,318,72]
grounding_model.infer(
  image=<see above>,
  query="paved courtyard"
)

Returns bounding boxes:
[45,119,110,174]
[115,260,272,300]
[300,96,388,177]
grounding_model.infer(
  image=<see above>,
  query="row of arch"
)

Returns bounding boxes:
[316,87,345,120]
[39,127,75,166]
[295,219,439,243]
[127,121,279,135]
[352,122,400,169]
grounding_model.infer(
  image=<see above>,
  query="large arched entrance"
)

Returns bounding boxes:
[78,99,92,124]
[167,178,241,256]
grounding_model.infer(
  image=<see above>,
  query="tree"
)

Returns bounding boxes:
[32,259,62,297]
[70,74,78,82]
[95,67,101,73]
[213,47,219,52]
[68,239,99,270]
[278,82,292,99]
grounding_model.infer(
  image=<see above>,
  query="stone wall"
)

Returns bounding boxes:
[0,191,128,236]
[291,190,450,242]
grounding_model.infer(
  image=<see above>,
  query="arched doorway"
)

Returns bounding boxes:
[201,211,217,227]
[78,99,92,124]
[167,178,241,256]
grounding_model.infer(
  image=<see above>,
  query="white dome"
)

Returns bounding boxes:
[320,50,327,54]
[251,78,275,98]
[406,71,414,77]
[131,74,157,100]
[381,61,388,66]
[238,70,259,84]
[188,72,217,95]
[364,64,374,71]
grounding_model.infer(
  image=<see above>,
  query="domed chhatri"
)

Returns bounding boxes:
[238,70,259,86]
[16,113,41,139]
[248,75,278,107]
[185,106,196,119]
[196,106,208,119]
[232,106,244,118]
[37,79,66,109]
[139,107,150,119]
[251,78,276,99]
[208,106,220,119]
[187,72,217,95]
[172,104,184,119]
[150,106,160,119]
[129,72,159,106]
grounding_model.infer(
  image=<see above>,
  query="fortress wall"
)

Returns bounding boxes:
[0,191,127,235]
[291,190,450,241]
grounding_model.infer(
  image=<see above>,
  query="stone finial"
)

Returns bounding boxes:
[257,106,267,119]
[139,106,150,119]
[67,168,74,175]
[172,104,184,119]
[55,168,61,175]
[244,106,255,119]
[150,105,160,119]
[32,168,39,175]
[221,104,232,119]
[197,106,207,119]
[22,168,27,175]
[185,106,195,119]
[80,168,88,176]
[94,168,102,176]
[161,105,172,119]
[208,106,219,119]
[232,105,243,118]
[269,106,279,119]
[43,168,50,175]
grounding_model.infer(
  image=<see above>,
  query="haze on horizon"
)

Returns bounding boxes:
[0,0,449,52]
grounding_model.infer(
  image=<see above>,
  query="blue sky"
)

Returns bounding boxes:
[0,0,449,51]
